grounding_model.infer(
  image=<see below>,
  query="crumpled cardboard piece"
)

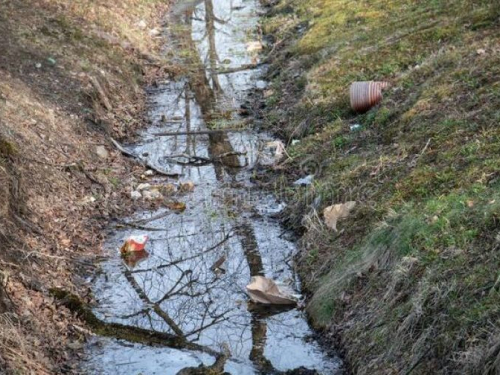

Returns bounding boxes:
[246,276,297,305]
[323,201,356,231]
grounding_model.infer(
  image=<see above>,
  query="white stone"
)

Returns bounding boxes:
[95,145,109,159]
[130,191,142,200]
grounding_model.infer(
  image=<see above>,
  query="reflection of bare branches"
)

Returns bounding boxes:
[186,305,233,338]
[123,266,185,337]
[130,230,235,275]
[156,270,191,304]
[117,307,151,319]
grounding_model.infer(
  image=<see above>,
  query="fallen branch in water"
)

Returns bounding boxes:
[152,129,247,137]
[123,211,172,226]
[114,222,168,231]
[212,62,264,75]
[50,288,218,356]
[163,151,246,166]
[109,137,181,177]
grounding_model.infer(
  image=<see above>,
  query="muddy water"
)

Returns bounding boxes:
[84,1,342,374]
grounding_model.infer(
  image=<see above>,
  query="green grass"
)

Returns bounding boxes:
[263,0,500,372]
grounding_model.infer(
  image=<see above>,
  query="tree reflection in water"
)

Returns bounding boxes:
[90,1,338,374]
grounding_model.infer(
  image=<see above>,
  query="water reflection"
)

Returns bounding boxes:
[86,0,341,374]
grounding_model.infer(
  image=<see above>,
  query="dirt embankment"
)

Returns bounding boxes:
[0,1,173,373]
[258,0,500,373]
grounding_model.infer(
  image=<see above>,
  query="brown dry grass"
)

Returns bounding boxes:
[0,0,170,373]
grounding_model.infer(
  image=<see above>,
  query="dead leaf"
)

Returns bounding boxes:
[246,276,297,305]
[179,181,195,192]
[165,201,186,211]
[323,201,356,231]
[160,183,177,195]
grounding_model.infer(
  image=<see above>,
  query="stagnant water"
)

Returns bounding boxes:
[84,1,342,373]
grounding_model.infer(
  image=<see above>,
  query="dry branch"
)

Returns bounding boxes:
[109,137,181,177]
[151,129,247,137]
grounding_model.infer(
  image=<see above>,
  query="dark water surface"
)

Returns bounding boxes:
[83,1,342,373]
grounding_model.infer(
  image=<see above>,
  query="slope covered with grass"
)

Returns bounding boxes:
[261,0,500,373]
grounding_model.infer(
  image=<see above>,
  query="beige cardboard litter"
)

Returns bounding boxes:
[323,201,356,231]
[246,276,297,305]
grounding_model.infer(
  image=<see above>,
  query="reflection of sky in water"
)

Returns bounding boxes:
[192,0,261,105]
[83,0,341,373]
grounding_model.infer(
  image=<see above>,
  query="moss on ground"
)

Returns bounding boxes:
[262,0,500,373]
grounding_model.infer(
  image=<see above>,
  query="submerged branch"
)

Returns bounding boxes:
[212,62,264,75]
[110,137,181,177]
[50,288,218,356]
[163,151,246,166]
[151,129,247,137]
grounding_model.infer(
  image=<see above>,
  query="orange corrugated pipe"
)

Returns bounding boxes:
[350,81,389,112]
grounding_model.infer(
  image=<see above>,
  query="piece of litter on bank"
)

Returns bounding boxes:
[136,20,147,29]
[144,170,154,176]
[81,196,96,204]
[291,139,300,146]
[350,124,362,132]
[323,201,356,231]
[246,41,263,53]
[266,140,285,161]
[149,28,161,37]
[294,175,314,186]
[246,276,297,305]
[264,89,274,98]
[95,145,109,159]
[120,235,148,254]
[137,183,151,191]
[350,81,389,113]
